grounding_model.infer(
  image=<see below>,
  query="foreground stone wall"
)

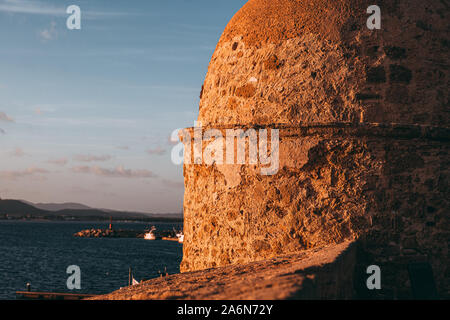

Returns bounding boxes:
[91,241,356,300]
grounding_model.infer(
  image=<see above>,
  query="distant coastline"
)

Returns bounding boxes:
[0,199,182,223]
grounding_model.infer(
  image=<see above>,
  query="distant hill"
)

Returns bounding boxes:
[0,199,182,222]
[32,202,92,211]
[0,199,48,216]
[53,208,150,220]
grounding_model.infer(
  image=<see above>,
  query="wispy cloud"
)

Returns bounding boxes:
[48,157,68,166]
[0,0,140,19]
[0,111,14,122]
[72,165,157,179]
[0,167,49,179]
[0,0,63,16]
[11,147,26,157]
[73,154,113,162]
[147,147,166,156]
[38,21,57,41]
[19,116,136,129]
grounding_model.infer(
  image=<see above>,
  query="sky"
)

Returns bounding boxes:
[0,0,247,213]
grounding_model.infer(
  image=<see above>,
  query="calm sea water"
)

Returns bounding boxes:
[0,220,183,300]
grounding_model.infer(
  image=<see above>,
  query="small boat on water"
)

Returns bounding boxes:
[144,226,156,240]
[176,231,184,244]
[144,226,183,243]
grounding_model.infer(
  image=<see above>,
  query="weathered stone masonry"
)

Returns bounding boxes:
[180,0,449,298]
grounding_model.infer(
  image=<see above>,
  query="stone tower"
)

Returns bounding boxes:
[180,0,449,298]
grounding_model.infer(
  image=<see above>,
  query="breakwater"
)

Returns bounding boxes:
[74,228,178,239]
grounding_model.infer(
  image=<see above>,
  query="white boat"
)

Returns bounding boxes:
[144,226,156,240]
[176,231,184,243]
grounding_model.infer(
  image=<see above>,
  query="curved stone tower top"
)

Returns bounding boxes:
[198,0,449,127]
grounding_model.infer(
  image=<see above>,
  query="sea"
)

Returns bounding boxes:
[0,220,183,300]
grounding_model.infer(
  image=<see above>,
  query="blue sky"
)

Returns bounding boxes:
[0,0,247,213]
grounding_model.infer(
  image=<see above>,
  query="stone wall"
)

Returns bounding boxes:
[180,0,449,299]
[358,135,449,298]
[180,124,449,298]
[199,0,449,128]
[91,241,357,300]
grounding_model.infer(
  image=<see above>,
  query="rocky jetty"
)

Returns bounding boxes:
[74,228,178,239]
[74,229,144,238]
